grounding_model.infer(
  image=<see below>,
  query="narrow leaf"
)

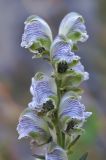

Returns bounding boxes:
[79,152,88,160]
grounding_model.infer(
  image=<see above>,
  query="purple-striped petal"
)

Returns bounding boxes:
[21,15,52,56]
[50,35,80,64]
[59,94,92,134]
[17,109,51,144]
[28,72,56,113]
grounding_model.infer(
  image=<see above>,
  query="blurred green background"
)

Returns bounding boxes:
[0,0,106,160]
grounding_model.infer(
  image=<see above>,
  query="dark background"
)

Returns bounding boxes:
[0,0,106,160]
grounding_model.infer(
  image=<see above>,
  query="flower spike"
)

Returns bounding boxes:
[17,12,92,160]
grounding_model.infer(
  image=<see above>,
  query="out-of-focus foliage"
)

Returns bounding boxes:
[0,0,106,160]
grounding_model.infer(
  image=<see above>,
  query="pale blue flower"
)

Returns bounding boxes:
[31,141,68,160]
[21,15,52,57]
[59,93,92,135]
[28,72,56,113]
[59,12,88,43]
[50,35,80,64]
[45,144,68,160]
[17,109,51,144]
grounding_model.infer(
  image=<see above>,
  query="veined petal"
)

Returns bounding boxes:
[59,95,85,120]
[21,15,52,56]
[59,12,88,43]
[17,108,51,144]
[29,72,56,113]
[59,94,92,134]
[50,35,80,64]
[46,145,68,160]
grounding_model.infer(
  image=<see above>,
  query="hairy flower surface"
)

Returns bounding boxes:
[21,15,52,57]
[59,12,88,42]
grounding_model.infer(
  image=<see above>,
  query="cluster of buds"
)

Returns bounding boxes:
[17,12,92,160]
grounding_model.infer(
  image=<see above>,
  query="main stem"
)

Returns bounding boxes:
[55,78,61,145]
[55,77,65,148]
[50,58,65,148]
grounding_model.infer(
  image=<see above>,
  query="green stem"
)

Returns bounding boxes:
[55,78,66,148]
[61,132,65,148]
[55,78,62,145]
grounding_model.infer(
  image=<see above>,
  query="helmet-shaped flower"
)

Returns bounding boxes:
[50,35,80,73]
[29,72,57,114]
[17,109,51,145]
[59,12,88,43]
[59,93,92,135]
[21,15,52,58]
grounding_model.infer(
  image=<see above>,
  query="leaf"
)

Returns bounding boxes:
[59,12,88,43]
[79,152,88,160]
[21,15,52,57]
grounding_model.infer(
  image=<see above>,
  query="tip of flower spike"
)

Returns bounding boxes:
[58,12,89,43]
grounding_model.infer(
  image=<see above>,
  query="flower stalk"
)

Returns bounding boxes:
[17,12,92,160]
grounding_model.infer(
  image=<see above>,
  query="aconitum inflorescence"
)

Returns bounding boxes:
[17,12,92,160]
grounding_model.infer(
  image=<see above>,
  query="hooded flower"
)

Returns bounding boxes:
[28,72,57,114]
[50,35,80,73]
[60,61,89,91]
[46,145,68,160]
[31,141,68,160]
[59,12,88,43]
[17,108,51,145]
[59,93,92,135]
[21,15,52,57]
[51,35,80,63]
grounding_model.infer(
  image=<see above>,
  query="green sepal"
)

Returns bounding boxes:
[61,73,84,89]
[72,44,79,51]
